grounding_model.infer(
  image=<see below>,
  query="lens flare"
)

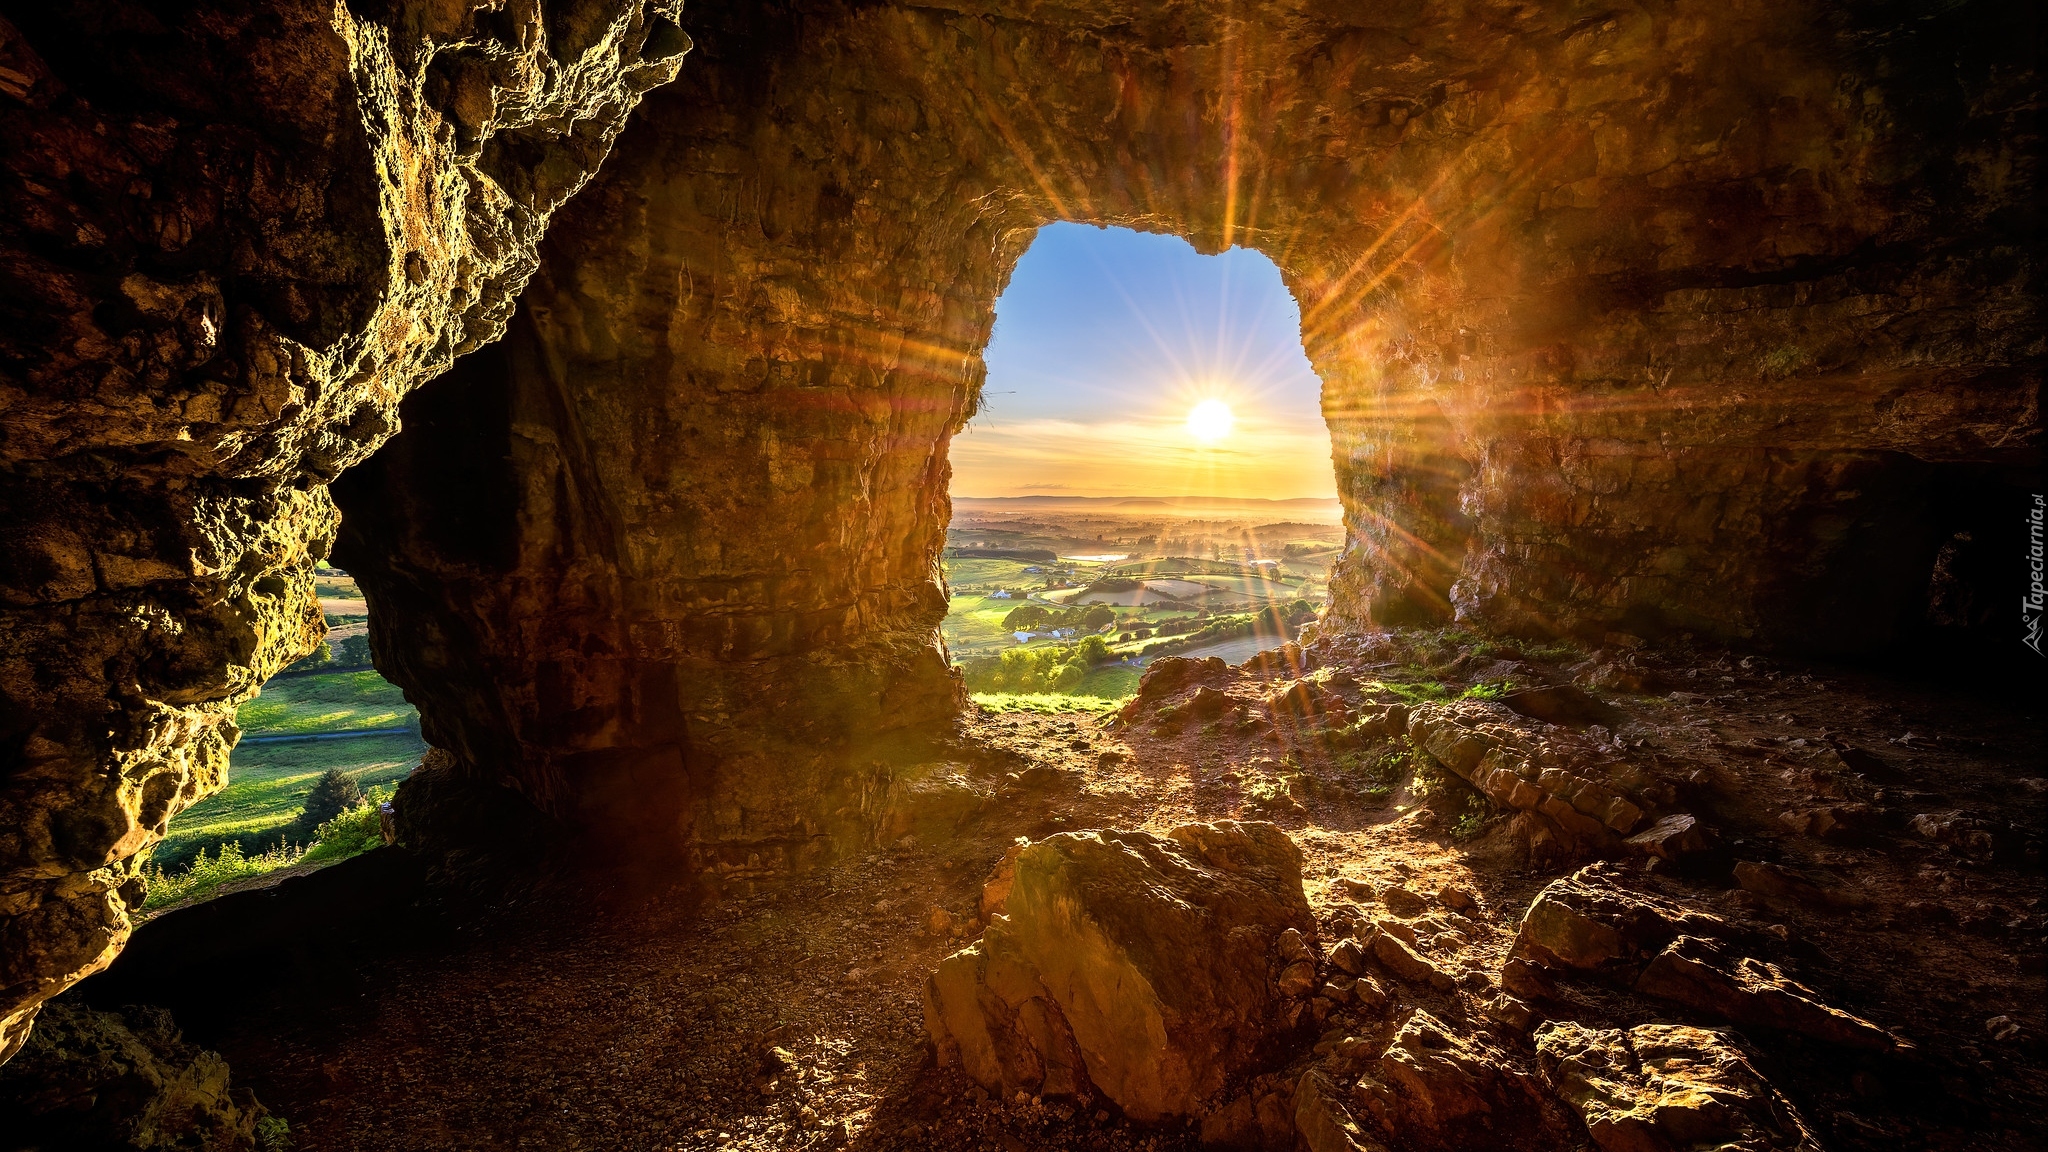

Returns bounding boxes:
[1186,399,1235,443]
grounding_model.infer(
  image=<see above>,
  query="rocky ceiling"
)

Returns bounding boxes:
[0,0,2037,1067]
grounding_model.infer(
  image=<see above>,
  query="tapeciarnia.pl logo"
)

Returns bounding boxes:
[2028,493,2045,656]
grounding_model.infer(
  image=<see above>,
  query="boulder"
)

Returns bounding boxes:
[1633,936,1905,1052]
[1346,1009,1563,1151]
[1512,868,1903,1052]
[1536,1021,1823,1151]
[1623,815,1710,862]
[1405,703,1663,854]
[923,821,1315,1121]
[1294,1064,1384,1152]
[1732,860,1870,912]
[1511,865,1723,978]
[1368,931,1457,993]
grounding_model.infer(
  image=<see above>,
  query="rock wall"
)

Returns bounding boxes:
[2,0,2035,1071]
[338,0,2036,866]
[0,0,688,1060]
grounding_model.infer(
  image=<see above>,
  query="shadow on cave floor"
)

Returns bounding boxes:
[65,629,2048,1152]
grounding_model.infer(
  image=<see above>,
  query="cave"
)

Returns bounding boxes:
[1,1,2041,1150]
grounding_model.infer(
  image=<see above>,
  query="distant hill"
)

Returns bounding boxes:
[953,495,1342,521]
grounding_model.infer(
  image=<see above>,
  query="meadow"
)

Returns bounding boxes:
[151,661,424,887]
[235,668,417,736]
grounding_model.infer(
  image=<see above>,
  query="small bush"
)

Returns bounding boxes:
[140,841,305,911]
[305,801,384,863]
[256,1115,293,1151]
[1460,680,1510,701]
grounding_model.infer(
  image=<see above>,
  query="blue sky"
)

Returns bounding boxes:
[949,223,1336,499]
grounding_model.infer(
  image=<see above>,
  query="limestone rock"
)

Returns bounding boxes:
[1294,1064,1385,1152]
[1406,703,1663,854]
[0,1001,270,1150]
[0,0,687,1059]
[1511,865,1722,978]
[1624,815,1710,862]
[1348,1009,1563,1151]
[1633,936,1905,1052]
[923,821,1315,1121]
[1512,868,1902,1051]
[1732,861,1869,912]
[1536,1021,1823,1151]
[1368,930,1457,993]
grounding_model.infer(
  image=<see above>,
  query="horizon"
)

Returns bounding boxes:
[951,492,1340,501]
[949,223,1337,502]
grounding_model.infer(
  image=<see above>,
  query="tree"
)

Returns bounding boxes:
[1079,604,1115,631]
[1002,604,1050,631]
[1076,634,1112,666]
[338,634,372,666]
[297,769,364,832]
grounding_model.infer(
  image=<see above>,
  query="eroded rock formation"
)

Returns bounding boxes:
[923,821,1316,1120]
[0,0,688,1059]
[328,0,2038,877]
[1,0,2037,1081]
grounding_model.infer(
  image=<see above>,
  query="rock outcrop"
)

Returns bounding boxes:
[322,0,2037,874]
[1406,701,1671,856]
[3,0,2036,1074]
[0,1001,272,1150]
[1513,866,1904,1051]
[0,0,687,1060]
[1536,1022,1822,1152]
[1292,1008,1575,1152]
[923,821,1315,1120]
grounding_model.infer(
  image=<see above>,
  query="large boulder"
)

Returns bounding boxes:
[1536,1021,1823,1152]
[923,821,1316,1121]
[1634,936,1905,1053]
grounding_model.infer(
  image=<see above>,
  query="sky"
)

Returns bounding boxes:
[949,223,1336,500]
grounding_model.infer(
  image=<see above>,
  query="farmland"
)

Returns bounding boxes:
[941,495,1342,685]
[151,587,424,880]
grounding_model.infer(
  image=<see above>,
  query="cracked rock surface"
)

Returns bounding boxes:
[0,0,688,1060]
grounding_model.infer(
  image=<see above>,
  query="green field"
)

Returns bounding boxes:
[971,692,1126,715]
[157,731,423,867]
[942,593,1029,654]
[236,669,417,736]
[154,671,424,869]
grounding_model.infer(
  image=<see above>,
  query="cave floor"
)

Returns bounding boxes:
[178,636,2043,1152]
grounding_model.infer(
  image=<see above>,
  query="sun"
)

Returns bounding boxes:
[1186,399,1235,443]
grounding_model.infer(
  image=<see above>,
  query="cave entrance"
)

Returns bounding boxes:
[943,223,1342,708]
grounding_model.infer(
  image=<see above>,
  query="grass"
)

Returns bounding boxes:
[1073,665,1140,698]
[1365,678,1452,704]
[971,692,1126,715]
[236,669,417,736]
[142,794,391,912]
[156,732,423,867]
[1335,742,1412,799]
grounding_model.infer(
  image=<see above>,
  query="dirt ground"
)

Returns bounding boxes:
[169,630,2043,1152]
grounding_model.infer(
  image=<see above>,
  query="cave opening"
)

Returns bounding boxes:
[944,222,1342,705]
[3,3,2042,1145]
